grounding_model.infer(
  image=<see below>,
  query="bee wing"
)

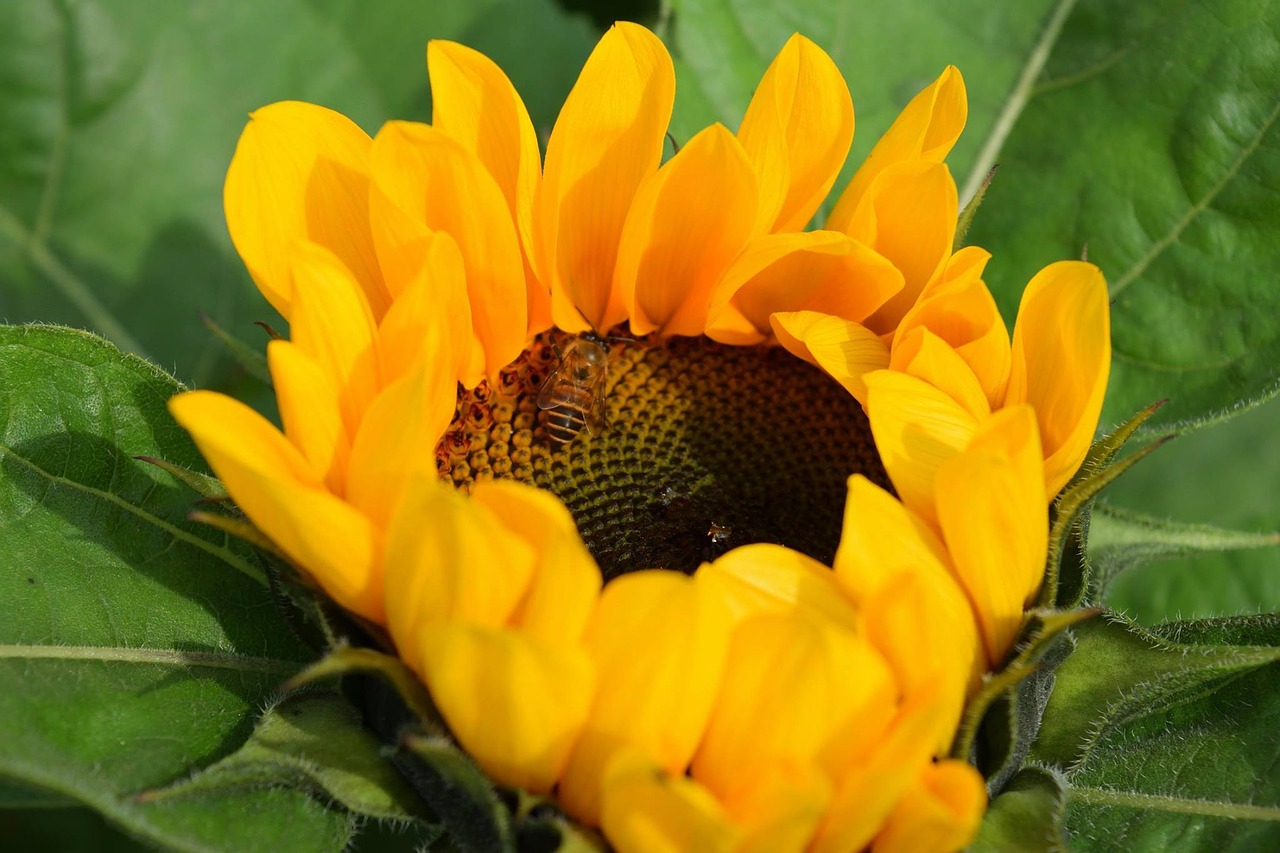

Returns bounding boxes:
[535,367,561,410]
[583,368,608,434]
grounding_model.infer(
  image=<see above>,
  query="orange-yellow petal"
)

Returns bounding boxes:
[167,391,381,621]
[692,612,896,797]
[535,22,675,332]
[737,34,854,233]
[725,764,833,853]
[375,231,471,386]
[427,40,551,337]
[343,358,455,529]
[417,622,595,795]
[890,327,991,420]
[706,232,903,345]
[1005,260,1111,498]
[894,245,1010,409]
[935,405,1048,665]
[601,755,741,853]
[771,311,890,405]
[833,475,981,711]
[368,121,527,381]
[699,543,859,633]
[286,242,380,436]
[470,480,603,646]
[827,66,967,232]
[266,339,349,494]
[842,160,959,335]
[871,760,986,853]
[559,570,732,825]
[864,369,978,527]
[615,124,759,337]
[382,478,535,671]
[224,101,388,319]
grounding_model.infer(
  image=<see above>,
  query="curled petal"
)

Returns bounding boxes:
[699,543,859,633]
[935,405,1048,666]
[706,232,903,345]
[559,571,732,825]
[1006,261,1111,498]
[383,478,535,671]
[827,66,967,231]
[842,161,959,336]
[890,327,991,420]
[616,124,759,337]
[895,246,1010,409]
[535,22,675,332]
[771,311,890,405]
[864,369,978,528]
[738,34,854,233]
[693,614,896,797]
[375,231,471,386]
[224,101,388,318]
[601,755,741,853]
[266,340,349,494]
[369,121,527,381]
[168,391,381,621]
[871,760,986,853]
[428,40,549,336]
[417,622,595,795]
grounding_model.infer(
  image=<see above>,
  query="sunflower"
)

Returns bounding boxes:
[169,20,1110,852]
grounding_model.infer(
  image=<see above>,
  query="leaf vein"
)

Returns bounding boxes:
[0,643,299,674]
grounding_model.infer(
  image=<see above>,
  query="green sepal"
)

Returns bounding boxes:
[199,311,272,386]
[954,165,998,250]
[285,644,442,729]
[187,508,284,559]
[1088,502,1280,596]
[1041,401,1173,609]
[133,454,227,500]
[971,765,1068,853]
[401,734,516,853]
[134,692,440,834]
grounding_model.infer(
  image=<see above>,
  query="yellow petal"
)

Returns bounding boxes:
[699,543,860,634]
[811,683,950,853]
[344,357,455,529]
[375,231,471,386]
[417,622,595,795]
[615,124,759,337]
[286,242,380,437]
[864,369,978,528]
[559,570,732,825]
[935,405,1048,666]
[771,311,889,405]
[692,612,896,797]
[427,39,545,328]
[706,232,903,345]
[470,480,603,646]
[382,477,535,671]
[726,764,833,853]
[368,121,527,381]
[843,160,959,335]
[601,754,741,852]
[894,245,1010,409]
[738,34,854,233]
[871,760,986,853]
[833,475,980,713]
[827,66,967,232]
[535,22,675,332]
[168,391,381,621]
[890,327,991,420]
[1006,261,1111,498]
[266,340,349,494]
[223,101,388,319]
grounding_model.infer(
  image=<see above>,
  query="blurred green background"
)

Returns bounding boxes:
[2,0,1278,847]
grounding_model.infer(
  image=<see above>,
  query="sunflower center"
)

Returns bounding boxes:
[437,332,889,580]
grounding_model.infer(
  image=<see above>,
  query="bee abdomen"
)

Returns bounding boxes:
[542,390,593,448]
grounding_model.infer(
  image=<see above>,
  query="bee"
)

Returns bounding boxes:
[537,332,610,448]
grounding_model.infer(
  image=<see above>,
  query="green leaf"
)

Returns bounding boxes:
[138,692,438,832]
[1101,397,1280,623]
[963,0,1280,434]
[0,0,593,388]
[0,324,356,851]
[1031,615,1280,850]
[665,0,1060,212]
